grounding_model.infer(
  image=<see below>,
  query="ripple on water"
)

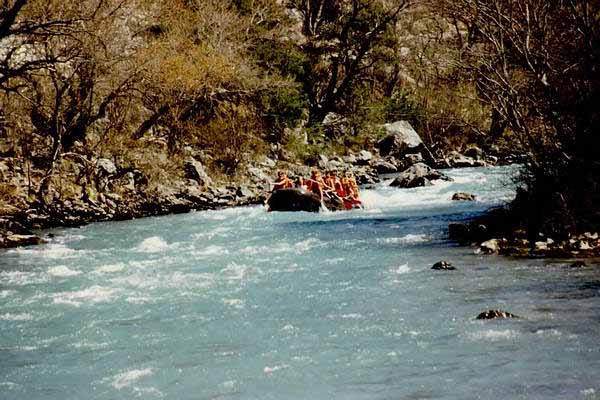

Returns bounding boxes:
[377,234,430,245]
[48,265,81,278]
[135,236,169,253]
[111,368,155,389]
[467,329,519,341]
[94,263,126,274]
[0,271,48,286]
[9,243,78,259]
[0,312,34,321]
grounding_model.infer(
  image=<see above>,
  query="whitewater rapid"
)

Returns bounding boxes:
[1,165,599,400]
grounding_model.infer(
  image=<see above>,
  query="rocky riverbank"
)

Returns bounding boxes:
[449,207,600,259]
[1,120,504,249]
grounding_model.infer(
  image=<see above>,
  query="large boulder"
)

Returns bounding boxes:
[184,158,213,187]
[355,150,373,165]
[322,112,350,137]
[389,163,450,188]
[96,158,117,175]
[377,121,435,163]
[371,158,398,174]
[464,145,485,160]
[445,151,486,168]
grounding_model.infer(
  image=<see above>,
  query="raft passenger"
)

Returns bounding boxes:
[272,170,294,191]
[342,172,362,209]
[305,169,324,201]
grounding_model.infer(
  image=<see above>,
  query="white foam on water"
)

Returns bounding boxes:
[48,265,81,277]
[221,262,261,282]
[191,226,232,240]
[361,184,451,211]
[378,234,430,245]
[71,341,109,350]
[112,368,154,389]
[323,257,345,265]
[136,236,169,253]
[54,234,86,244]
[340,313,363,319]
[535,328,562,337]
[581,388,596,397]
[469,329,519,341]
[451,173,488,185]
[0,289,16,298]
[95,263,126,274]
[238,242,295,255]
[0,270,47,286]
[391,264,411,274]
[294,238,323,252]
[126,296,152,304]
[10,243,78,259]
[192,245,227,257]
[263,364,289,374]
[112,271,215,291]
[0,312,33,321]
[53,286,118,307]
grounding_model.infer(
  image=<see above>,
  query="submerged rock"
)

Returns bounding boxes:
[476,310,520,320]
[390,163,450,188]
[431,260,456,270]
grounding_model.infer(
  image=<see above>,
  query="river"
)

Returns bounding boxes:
[1,165,599,399]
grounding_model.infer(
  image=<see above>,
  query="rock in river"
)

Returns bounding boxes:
[476,310,520,320]
[390,163,450,188]
[452,192,476,201]
[431,260,456,270]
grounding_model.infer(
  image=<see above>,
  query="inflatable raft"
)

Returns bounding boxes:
[266,188,345,212]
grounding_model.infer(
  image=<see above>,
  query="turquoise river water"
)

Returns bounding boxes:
[1,165,599,399]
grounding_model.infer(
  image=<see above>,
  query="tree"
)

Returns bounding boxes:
[0,0,142,202]
[289,0,409,126]
[444,0,600,236]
